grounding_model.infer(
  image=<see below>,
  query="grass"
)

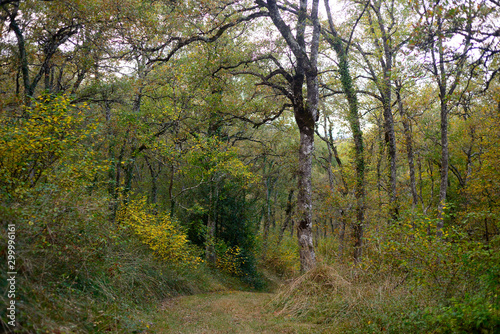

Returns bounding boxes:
[271,264,433,334]
[149,291,321,334]
[2,183,497,334]
[0,187,253,333]
[269,231,500,334]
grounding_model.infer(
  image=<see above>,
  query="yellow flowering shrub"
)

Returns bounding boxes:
[118,197,203,266]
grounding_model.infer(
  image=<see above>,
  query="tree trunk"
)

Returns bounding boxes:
[396,83,418,208]
[257,0,320,272]
[9,9,32,103]
[437,99,449,237]
[296,124,316,272]
[338,215,346,261]
[376,118,384,214]
[382,94,398,219]
[323,3,365,262]
[359,2,400,220]
[262,175,272,257]
[278,188,294,245]
[427,9,472,236]
[318,113,350,262]
[145,156,160,205]
[206,183,216,264]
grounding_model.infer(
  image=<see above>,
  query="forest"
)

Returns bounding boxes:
[0,0,499,333]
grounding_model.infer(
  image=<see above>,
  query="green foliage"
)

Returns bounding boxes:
[0,95,240,332]
[381,214,498,297]
[185,135,259,185]
[371,214,500,332]
[0,184,234,333]
[425,294,500,333]
[0,0,498,331]
[270,212,499,333]
[213,181,264,288]
[260,233,300,279]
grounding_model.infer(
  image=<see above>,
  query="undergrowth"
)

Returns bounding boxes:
[0,188,242,333]
[258,232,300,280]
[270,217,500,334]
[0,94,256,333]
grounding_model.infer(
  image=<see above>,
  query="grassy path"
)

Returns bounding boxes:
[149,291,321,334]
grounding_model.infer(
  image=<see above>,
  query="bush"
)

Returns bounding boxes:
[0,95,227,333]
[117,197,203,267]
[0,187,227,333]
[260,233,300,279]
[270,213,499,333]
[426,294,500,333]
[214,241,246,277]
[0,93,96,198]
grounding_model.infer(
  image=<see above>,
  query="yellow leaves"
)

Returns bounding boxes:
[0,93,98,195]
[464,111,500,213]
[216,245,246,277]
[118,197,202,267]
[378,215,484,291]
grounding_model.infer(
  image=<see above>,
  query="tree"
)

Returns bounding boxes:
[322,0,366,262]
[350,0,412,219]
[411,0,479,236]
[252,0,321,271]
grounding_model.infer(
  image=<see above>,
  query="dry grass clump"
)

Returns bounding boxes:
[271,264,428,333]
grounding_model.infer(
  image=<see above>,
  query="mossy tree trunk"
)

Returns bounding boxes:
[324,0,366,263]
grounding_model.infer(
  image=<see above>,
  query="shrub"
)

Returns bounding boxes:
[215,242,246,277]
[260,233,300,279]
[426,294,500,333]
[0,93,96,198]
[117,197,203,267]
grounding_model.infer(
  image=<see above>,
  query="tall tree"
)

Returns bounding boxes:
[351,0,411,219]
[411,0,478,235]
[395,79,419,209]
[322,0,366,262]
[254,0,321,271]
[0,0,94,103]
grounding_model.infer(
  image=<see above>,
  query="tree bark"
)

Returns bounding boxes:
[145,156,160,204]
[8,6,32,103]
[278,188,294,245]
[395,82,418,208]
[257,0,321,272]
[324,0,365,262]
[296,122,316,271]
[437,98,449,237]
[206,183,216,264]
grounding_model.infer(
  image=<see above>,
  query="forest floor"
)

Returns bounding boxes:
[147,290,322,334]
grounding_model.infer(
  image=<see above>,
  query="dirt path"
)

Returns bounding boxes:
[149,291,321,334]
